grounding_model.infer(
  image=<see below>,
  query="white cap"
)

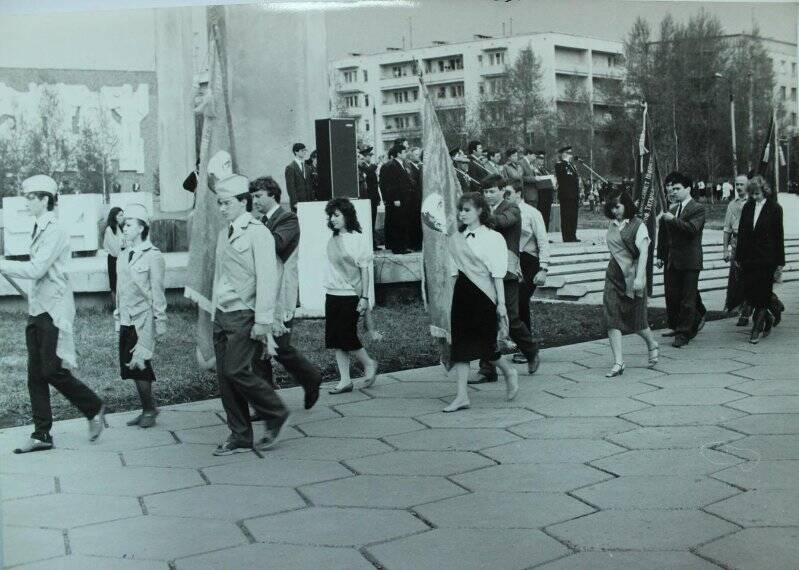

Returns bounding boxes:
[207,150,233,181]
[215,174,249,200]
[22,175,58,196]
[125,203,151,225]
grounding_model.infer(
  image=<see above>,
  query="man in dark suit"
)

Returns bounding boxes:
[519,148,539,208]
[358,146,381,235]
[249,176,321,409]
[554,145,580,242]
[284,143,314,211]
[470,174,541,384]
[656,171,706,348]
[533,150,555,231]
[467,140,490,193]
[379,145,414,254]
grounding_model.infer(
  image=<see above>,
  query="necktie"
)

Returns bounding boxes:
[128,250,134,263]
[228,225,234,239]
[31,223,37,240]
[676,204,683,218]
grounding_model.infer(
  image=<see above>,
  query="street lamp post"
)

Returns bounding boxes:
[715,73,737,177]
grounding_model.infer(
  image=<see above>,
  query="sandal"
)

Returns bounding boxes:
[605,363,625,378]
[647,344,660,368]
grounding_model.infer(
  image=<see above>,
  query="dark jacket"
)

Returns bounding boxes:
[735,199,785,267]
[284,160,314,209]
[379,158,413,206]
[263,205,300,263]
[359,163,380,203]
[489,199,522,280]
[555,161,580,201]
[657,199,705,271]
[468,156,490,191]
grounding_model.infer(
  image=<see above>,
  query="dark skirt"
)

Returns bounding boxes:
[602,257,649,333]
[119,325,156,382]
[107,254,118,294]
[450,272,500,363]
[325,294,363,351]
[742,263,776,309]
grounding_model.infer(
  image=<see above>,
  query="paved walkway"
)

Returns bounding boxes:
[2,285,798,569]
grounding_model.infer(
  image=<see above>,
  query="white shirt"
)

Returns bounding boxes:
[753,199,766,229]
[264,204,280,220]
[294,157,305,173]
[450,224,508,279]
[518,201,551,268]
[676,196,692,217]
[324,231,373,296]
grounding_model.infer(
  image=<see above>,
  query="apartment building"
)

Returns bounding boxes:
[330,32,624,152]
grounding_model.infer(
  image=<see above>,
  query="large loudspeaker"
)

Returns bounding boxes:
[315,118,358,201]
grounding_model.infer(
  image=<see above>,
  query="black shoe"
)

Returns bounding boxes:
[14,436,54,454]
[304,383,320,410]
[763,310,775,338]
[527,353,541,375]
[258,414,290,451]
[468,374,498,385]
[88,404,107,442]
[662,330,677,337]
[138,410,158,429]
[736,316,749,327]
[672,336,689,348]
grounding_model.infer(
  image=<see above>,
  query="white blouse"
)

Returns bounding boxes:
[324,231,374,296]
[450,224,508,279]
[103,226,123,257]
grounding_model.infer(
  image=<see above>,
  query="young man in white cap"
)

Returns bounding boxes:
[211,173,289,455]
[115,203,167,428]
[0,175,106,452]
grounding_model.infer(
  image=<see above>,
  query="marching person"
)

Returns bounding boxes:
[0,175,106,453]
[284,142,314,210]
[601,192,659,377]
[504,182,550,363]
[446,192,519,412]
[723,174,751,323]
[735,175,785,344]
[656,172,705,348]
[103,206,125,306]
[379,145,414,254]
[211,174,289,455]
[554,145,580,242]
[324,197,379,394]
[471,174,541,386]
[249,176,321,410]
[115,203,167,428]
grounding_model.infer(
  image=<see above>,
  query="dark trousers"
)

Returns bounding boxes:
[664,268,703,340]
[254,319,322,392]
[560,197,578,241]
[479,279,539,377]
[26,313,102,440]
[538,190,554,233]
[213,309,288,446]
[384,203,411,253]
[519,253,541,332]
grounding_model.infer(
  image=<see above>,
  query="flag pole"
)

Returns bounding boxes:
[774,107,780,193]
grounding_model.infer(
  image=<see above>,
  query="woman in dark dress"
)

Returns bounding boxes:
[735,175,785,344]
[445,192,519,412]
[602,192,659,377]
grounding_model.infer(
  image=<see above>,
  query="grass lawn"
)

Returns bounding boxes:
[577,201,729,231]
[0,291,726,428]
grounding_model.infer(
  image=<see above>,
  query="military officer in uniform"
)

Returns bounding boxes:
[532,150,555,232]
[211,174,290,455]
[0,175,106,453]
[554,145,581,242]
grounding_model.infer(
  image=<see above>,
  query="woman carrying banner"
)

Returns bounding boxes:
[116,203,167,427]
[324,197,379,394]
[601,192,659,377]
[103,207,125,306]
[445,192,519,412]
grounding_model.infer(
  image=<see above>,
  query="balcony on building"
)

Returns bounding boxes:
[428,81,465,109]
[554,45,590,77]
[382,87,420,115]
[478,48,508,76]
[381,112,422,139]
[379,59,419,88]
[335,66,363,92]
[591,50,624,79]
[422,54,465,82]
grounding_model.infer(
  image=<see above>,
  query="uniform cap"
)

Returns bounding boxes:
[215,174,250,200]
[22,175,58,196]
[207,150,234,181]
[125,203,151,225]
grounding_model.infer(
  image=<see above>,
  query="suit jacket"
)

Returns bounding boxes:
[658,199,705,271]
[284,160,314,209]
[468,156,490,191]
[555,161,580,201]
[735,199,785,267]
[489,199,522,280]
[379,158,413,206]
[519,157,537,190]
[264,206,300,323]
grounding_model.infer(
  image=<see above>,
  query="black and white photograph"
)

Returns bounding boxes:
[0,0,797,567]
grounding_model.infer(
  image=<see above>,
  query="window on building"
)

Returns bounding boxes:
[488,52,505,66]
[363,69,368,82]
[365,94,370,107]
[392,65,406,78]
[343,70,355,83]
[479,82,485,95]
[437,86,446,99]
[792,88,797,102]
[413,89,419,100]
[365,120,370,132]
[781,86,787,100]
[438,61,445,73]
[424,61,432,73]
[344,95,358,108]
[792,113,797,127]
[478,54,483,65]
[793,63,797,76]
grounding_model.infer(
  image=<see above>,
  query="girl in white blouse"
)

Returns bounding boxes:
[324,198,379,394]
[103,207,125,306]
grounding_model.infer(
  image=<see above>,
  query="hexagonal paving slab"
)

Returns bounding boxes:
[536,551,722,569]
[727,352,797,366]
[655,358,748,374]
[644,372,748,388]
[451,463,612,493]
[344,450,494,476]
[3,492,142,528]
[116,410,223,431]
[173,423,304,445]
[731,380,799,396]
[384,428,520,451]
[363,380,456,399]
[266,436,393,460]
[59,465,205,497]
[414,491,593,529]
[590,448,743,477]
[70,515,246,561]
[300,474,465,508]
[720,435,799,460]
[727,396,799,414]
[698,528,799,570]
[416,407,542,429]
[8,555,168,569]
[607,426,744,449]
[721,413,799,435]
[573,475,738,509]
[174,542,375,569]
[122,442,259,469]
[298,416,425,438]
[545,380,658,399]
[561,367,664,383]
[3,526,65,567]
[54,425,177,453]
[366,528,569,570]
[482,438,625,464]
[621,405,745,426]
[547,509,738,550]
[705,489,799,526]
[712,460,799,489]
[507,417,637,439]
[0,472,56,500]
[203,457,352,487]
[529,397,650,417]
[245,506,428,546]
[144,484,304,519]
[633,387,744,406]
[385,365,449,382]
[333,397,444,417]
[0,448,122,476]
[733,364,799,380]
